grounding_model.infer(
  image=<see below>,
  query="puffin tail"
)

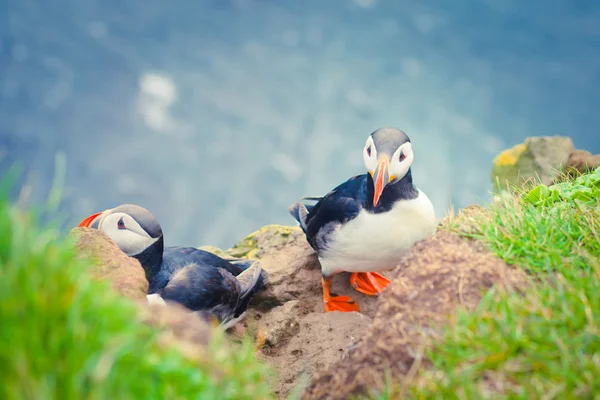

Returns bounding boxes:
[228,261,268,322]
[222,257,268,290]
[288,202,310,232]
[235,261,264,300]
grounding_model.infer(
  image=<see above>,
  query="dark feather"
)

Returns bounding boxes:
[291,174,368,252]
[162,263,240,313]
[300,196,324,201]
[152,247,268,325]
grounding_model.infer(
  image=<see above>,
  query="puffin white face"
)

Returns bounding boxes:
[363,135,379,172]
[78,208,160,257]
[96,212,158,256]
[388,142,414,181]
[363,131,415,207]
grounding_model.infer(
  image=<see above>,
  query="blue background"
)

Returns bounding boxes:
[1,0,599,248]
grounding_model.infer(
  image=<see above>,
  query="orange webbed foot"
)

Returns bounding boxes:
[324,295,360,312]
[322,277,360,313]
[350,272,391,296]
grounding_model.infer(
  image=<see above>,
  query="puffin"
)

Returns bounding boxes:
[77,204,268,328]
[288,127,436,313]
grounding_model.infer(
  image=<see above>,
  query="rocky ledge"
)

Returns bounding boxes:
[72,215,529,399]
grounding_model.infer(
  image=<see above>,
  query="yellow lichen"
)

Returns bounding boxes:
[245,248,260,260]
[225,224,300,259]
[493,143,527,167]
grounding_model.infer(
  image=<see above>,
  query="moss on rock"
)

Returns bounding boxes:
[225,225,299,260]
[491,136,574,189]
[492,143,527,167]
[198,245,230,258]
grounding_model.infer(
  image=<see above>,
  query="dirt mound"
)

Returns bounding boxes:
[219,225,390,398]
[302,232,529,400]
[70,227,149,301]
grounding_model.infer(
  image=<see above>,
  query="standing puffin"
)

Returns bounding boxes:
[78,204,268,328]
[289,127,436,312]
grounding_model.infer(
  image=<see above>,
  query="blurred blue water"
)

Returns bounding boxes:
[1,0,599,248]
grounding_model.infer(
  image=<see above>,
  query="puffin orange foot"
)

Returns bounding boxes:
[350,272,391,296]
[322,277,360,313]
[324,295,360,313]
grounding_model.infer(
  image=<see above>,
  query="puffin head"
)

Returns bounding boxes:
[363,127,414,207]
[77,204,164,258]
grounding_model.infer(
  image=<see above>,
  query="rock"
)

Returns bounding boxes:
[491,136,575,188]
[70,227,149,301]
[561,149,600,178]
[226,224,300,260]
[302,232,529,400]
[137,300,214,361]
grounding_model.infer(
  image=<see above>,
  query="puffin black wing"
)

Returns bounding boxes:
[159,246,267,290]
[164,247,248,275]
[289,174,369,253]
[161,261,265,327]
[161,263,239,312]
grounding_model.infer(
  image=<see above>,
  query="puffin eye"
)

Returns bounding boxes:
[366,146,372,156]
[117,218,126,230]
[399,152,406,162]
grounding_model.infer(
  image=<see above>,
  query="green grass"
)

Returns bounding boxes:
[469,170,600,275]
[0,178,274,400]
[377,168,600,399]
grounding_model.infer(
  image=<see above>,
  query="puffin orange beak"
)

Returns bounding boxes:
[372,158,390,207]
[78,212,103,228]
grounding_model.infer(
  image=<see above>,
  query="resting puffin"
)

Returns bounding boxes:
[78,204,268,328]
[289,127,436,312]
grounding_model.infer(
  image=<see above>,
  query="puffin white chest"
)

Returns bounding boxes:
[318,190,436,276]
